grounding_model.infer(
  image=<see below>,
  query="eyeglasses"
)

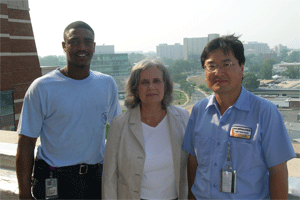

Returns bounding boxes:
[204,62,238,73]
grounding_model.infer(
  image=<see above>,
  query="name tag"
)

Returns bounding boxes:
[230,126,251,139]
[45,178,58,199]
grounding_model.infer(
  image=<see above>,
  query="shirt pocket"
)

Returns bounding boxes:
[195,136,212,167]
[230,138,263,172]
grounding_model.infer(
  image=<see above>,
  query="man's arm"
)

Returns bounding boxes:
[187,154,198,200]
[16,135,37,200]
[269,161,288,200]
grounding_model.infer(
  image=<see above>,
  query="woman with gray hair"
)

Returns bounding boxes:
[102,59,189,199]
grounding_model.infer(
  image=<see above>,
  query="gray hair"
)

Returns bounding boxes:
[125,59,173,110]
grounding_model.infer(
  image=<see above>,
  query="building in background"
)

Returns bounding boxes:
[243,41,271,56]
[273,44,288,55]
[90,46,130,93]
[183,34,219,60]
[0,0,41,130]
[156,43,183,60]
[95,45,114,54]
[264,51,277,62]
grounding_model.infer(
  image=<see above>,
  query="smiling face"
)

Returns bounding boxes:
[62,28,95,68]
[137,66,165,107]
[205,49,244,96]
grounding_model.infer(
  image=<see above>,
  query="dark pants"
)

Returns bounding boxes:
[32,159,102,199]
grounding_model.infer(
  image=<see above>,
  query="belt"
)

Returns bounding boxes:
[34,159,102,175]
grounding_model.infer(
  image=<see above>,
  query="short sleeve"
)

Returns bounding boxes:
[261,104,296,168]
[182,110,196,156]
[107,77,121,124]
[17,80,43,138]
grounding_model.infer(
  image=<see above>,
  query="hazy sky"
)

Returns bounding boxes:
[29,0,300,57]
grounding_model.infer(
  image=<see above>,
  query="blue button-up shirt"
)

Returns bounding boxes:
[183,87,296,199]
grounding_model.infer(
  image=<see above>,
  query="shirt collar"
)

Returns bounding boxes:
[205,86,250,112]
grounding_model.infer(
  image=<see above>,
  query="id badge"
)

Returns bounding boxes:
[221,169,237,193]
[45,178,58,199]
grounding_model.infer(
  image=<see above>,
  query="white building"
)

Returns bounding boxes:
[156,43,183,60]
[243,41,270,56]
[273,44,288,55]
[183,34,220,60]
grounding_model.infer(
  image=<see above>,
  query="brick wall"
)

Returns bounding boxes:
[0,0,41,130]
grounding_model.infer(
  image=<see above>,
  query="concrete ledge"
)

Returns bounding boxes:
[0,154,16,170]
[0,190,19,199]
[292,143,300,158]
[1,130,299,199]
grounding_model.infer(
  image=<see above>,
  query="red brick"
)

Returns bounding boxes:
[0,4,8,15]
[0,37,11,52]
[0,72,14,91]
[11,56,40,71]
[9,22,34,36]
[0,18,9,34]
[13,68,41,84]
[0,3,40,130]
[13,83,30,100]
[10,39,37,53]
[15,120,19,129]
[8,8,30,20]
[14,102,23,114]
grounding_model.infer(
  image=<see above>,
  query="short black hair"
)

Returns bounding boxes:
[63,21,94,41]
[200,34,245,68]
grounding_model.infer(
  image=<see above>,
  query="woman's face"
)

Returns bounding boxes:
[137,66,165,107]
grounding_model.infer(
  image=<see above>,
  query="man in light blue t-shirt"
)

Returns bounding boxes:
[183,35,296,199]
[16,21,121,199]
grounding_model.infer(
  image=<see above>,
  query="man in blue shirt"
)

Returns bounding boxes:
[16,21,121,199]
[182,35,296,199]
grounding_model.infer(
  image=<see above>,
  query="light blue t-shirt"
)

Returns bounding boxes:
[17,69,121,167]
[182,86,296,199]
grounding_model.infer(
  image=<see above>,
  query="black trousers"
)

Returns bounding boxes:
[32,159,102,199]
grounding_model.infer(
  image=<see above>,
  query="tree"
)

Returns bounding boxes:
[264,59,277,66]
[245,54,256,67]
[172,74,187,83]
[259,63,273,79]
[242,73,260,91]
[248,64,262,73]
[173,60,194,72]
[39,55,59,66]
[277,49,288,62]
[282,66,300,79]
[287,51,300,63]
[128,53,146,66]
[160,57,175,66]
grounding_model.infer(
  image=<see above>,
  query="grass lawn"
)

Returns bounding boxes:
[188,73,206,85]
[173,90,187,106]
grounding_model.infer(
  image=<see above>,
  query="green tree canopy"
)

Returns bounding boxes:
[282,66,300,79]
[128,53,146,66]
[39,55,59,66]
[277,49,288,62]
[287,51,300,63]
[259,63,273,79]
[242,72,260,91]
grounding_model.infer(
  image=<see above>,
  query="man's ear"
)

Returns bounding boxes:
[62,41,66,52]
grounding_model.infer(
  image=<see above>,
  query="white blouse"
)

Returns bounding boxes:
[140,115,177,199]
